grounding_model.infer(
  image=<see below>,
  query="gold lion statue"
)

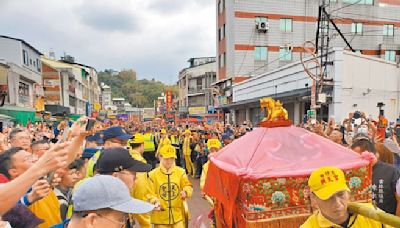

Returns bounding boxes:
[260,97,289,121]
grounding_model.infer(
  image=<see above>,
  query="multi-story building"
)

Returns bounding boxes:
[216,0,400,104]
[41,55,100,117]
[100,83,112,109]
[231,49,400,125]
[0,35,43,126]
[178,57,217,117]
[112,98,126,114]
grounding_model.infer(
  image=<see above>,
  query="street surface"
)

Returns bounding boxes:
[187,177,211,227]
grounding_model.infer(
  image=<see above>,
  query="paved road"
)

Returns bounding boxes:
[187,177,211,227]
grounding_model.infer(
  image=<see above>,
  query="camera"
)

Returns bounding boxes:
[352,111,362,128]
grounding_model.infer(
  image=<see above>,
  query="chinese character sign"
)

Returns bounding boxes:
[166,90,173,112]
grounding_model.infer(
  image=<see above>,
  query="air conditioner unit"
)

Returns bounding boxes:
[256,21,269,33]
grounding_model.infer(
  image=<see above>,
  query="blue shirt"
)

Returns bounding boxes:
[50,218,70,228]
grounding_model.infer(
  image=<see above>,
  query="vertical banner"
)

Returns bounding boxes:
[166,90,173,112]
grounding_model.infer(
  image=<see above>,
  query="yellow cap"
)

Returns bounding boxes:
[308,167,350,200]
[184,129,191,134]
[160,129,167,134]
[207,139,222,150]
[159,145,177,158]
[130,133,144,144]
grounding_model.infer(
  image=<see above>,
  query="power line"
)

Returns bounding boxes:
[336,12,400,23]
[237,28,255,76]
[330,0,363,14]
[243,50,292,77]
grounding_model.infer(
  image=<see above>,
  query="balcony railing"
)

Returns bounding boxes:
[188,87,205,94]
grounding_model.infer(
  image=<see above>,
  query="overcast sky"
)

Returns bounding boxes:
[0,0,216,84]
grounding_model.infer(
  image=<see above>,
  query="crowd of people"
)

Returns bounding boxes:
[0,116,250,228]
[0,109,399,227]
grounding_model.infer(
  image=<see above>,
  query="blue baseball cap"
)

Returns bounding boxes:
[102,126,132,141]
[86,131,104,144]
[82,148,98,159]
[221,133,231,141]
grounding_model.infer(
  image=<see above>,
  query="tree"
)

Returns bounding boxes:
[98,70,179,108]
[129,93,147,107]
[119,69,137,82]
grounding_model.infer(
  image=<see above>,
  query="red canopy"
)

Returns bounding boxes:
[203,126,370,227]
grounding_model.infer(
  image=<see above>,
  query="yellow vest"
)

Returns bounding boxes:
[301,203,391,228]
[66,177,89,218]
[144,133,156,152]
[86,150,101,177]
[170,135,179,145]
[148,164,193,225]
[28,191,61,228]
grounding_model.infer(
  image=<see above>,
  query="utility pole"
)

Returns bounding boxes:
[313,0,355,119]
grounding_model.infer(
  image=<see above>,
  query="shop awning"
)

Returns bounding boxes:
[218,88,310,110]
[0,105,36,126]
[69,114,82,121]
[0,114,13,120]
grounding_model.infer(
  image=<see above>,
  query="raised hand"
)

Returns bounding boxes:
[33,141,71,176]
[28,179,51,203]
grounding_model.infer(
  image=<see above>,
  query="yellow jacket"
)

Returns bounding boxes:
[200,161,209,191]
[182,137,192,156]
[148,164,193,225]
[129,149,156,228]
[301,203,392,228]
[28,191,61,228]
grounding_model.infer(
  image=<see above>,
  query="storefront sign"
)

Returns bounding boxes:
[93,103,101,111]
[166,90,173,112]
[116,114,128,120]
[188,107,206,115]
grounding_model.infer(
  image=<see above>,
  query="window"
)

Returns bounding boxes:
[384,50,396,62]
[18,82,29,96]
[280,19,292,32]
[218,24,225,41]
[383,24,394,36]
[36,59,41,72]
[351,23,363,35]
[343,0,373,4]
[22,50,29,65]
[196,78,203,90]
[279,47,292,61]
[219,53,225,68]
[255,17,268,24]
[254,47,268,61]
[218,0,224,14]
